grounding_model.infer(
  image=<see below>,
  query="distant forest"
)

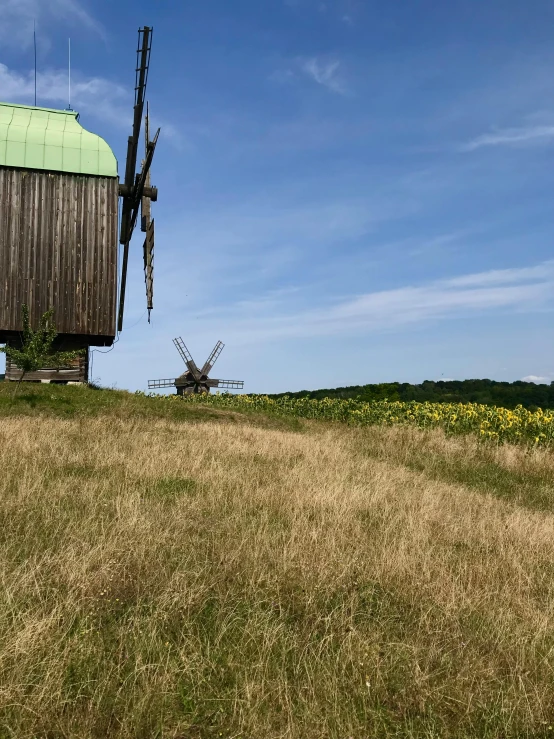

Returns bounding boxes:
[268,379,554,411]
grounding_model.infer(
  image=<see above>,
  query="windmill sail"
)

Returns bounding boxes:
[143,219,154,321]
[119,27,151,247]
[216,380,244,389]
[173,337,201,378]
[148,338,244,395]
[200,341,224,376]
[117,27,160,333]
[148,378,176,389]
[142,105,154,322]
[141,103,151,231]
[118,127,159,331]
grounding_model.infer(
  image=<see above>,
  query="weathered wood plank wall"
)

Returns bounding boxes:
[0,168,119,341]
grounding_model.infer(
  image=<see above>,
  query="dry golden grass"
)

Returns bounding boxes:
[0,412,553,738]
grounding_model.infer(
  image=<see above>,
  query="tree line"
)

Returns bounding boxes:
[267,379,554,411]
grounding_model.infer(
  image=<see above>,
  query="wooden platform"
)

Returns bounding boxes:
[5,343,89,383]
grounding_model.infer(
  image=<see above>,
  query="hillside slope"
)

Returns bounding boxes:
[1,385,554,737]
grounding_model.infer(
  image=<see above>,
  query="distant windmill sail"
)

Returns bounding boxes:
[200,340,224,376]
[148,338,245,395]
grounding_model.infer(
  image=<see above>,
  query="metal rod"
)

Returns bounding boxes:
[33,21,37,106]
[68,38,71,109]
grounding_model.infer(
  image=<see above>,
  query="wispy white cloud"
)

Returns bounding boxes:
[407,230,468,257]
[325,263,553,329]
[159,260,554,346]
[0,63,129,127]
[0,63,183,148]
[300,57,348,95]
[154,188,424,306]
[272,55,349,95]
[521,375,551,384]
[442,262,554,287]
[0,0,105,48]
[462,124,554,151]
[285,0,359,24]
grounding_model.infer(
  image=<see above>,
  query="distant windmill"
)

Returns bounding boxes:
[148,338,244,395]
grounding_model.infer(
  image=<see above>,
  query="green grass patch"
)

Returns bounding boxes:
[142,475,199,501]
[356,429,554,513]
[0,382,306,434]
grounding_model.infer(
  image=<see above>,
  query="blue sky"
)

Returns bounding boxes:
[1,0,554,392]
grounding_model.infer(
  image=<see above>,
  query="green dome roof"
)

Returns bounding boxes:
[0,103,118,177]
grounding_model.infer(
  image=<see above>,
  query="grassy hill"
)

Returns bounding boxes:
[1,383,554,738]
[269,378,554,410]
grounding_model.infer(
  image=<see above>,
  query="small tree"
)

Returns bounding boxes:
[0,305,84,397]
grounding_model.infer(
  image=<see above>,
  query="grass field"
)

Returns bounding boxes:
[0,384,554,738]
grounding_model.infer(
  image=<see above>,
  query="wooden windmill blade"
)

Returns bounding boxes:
[147,337,245,395]
[142,104,155,322]
[200,341,224,377]
[215,380,245,390]
[117,26,160,333]
[173,337,201,378]
[141,103,151,232]
[119,27,152,247]
[143,218,154,321]
[117,127,159,332]
[148,378,177,389]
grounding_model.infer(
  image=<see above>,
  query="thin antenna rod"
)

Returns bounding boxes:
[33,21,37,106]
[68,38,71,110]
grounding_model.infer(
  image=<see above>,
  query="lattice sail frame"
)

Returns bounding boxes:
[118,27,160,332]
[148,338,245,393]
[141,103,154,322]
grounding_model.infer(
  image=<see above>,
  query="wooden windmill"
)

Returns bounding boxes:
[148,338,245,395]
[0,27,159,383]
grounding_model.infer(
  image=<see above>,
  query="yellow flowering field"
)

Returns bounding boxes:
[144,392,554,447]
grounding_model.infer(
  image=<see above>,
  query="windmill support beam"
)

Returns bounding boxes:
[118,184,158,201]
